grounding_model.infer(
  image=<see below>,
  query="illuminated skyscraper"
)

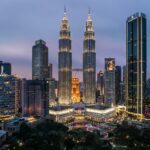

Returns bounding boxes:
[104,58,116,107]
[126,13,147,115]
[58,9,72,105]
[32,40,49,80]
[83,11,96,104]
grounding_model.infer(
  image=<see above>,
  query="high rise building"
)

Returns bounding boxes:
[0,74,20,115]
[115,66,121,105]
[32,40,49,80]
[97,71,104,96]
[104,58,116,107]
[83,11,96,104]
[48,63,53,79]
[126,13,147,115]
[22,79,49,117]
[122,65,126,104]
[146,79,150,98]
[71,77,80,104]
[49,78,56,101]
[0,61,11,75]
[58,9,72,105]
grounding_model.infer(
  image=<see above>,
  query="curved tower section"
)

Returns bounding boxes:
[58,10,72,105]
[83,12,96,104]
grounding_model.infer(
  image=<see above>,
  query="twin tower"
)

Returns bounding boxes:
[59,10,96,105]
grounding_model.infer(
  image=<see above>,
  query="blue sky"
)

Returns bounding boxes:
[0,0,149,79]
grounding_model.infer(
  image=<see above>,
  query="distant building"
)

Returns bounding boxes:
[97,71,104,96]
[146,79,150,98]
[0,74,20,116]
[104,58,116,107]
[58,10,72,105]
[0,130,7,146]
[97,71,104,103]
[0,61,11,75]
[71,77,80,104]
[48,78,56,101]
[83,11,96,104]
[48,63,53,79]
[32,39,49,80]
[22,79,49,117]
[115,66,121,105]
[123,65,126,103]
[120,81,125,105]
[126,13,147,115]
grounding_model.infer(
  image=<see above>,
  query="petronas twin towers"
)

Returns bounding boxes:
[58,10,96,105]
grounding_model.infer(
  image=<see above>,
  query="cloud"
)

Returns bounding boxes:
[0,0,150,80]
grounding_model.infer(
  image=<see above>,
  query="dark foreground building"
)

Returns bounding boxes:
[22,79,49,117]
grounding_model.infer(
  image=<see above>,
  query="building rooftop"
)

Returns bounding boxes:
[127,12,146,22]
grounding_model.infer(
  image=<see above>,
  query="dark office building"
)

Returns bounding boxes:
[115,66,121,105]
[22,79,49,117]
[32,40,49,80]
[126,13,147,115]
[0,61,11,75]
[83,12,96,104]
[48,63,53,79]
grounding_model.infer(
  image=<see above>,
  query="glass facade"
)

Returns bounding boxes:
[0,61,11,75]
[104,58,116,107]
[126,13,147,114]
[32,40,49,80]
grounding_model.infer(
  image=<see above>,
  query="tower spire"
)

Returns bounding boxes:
[87,8,92,21]
[88,7,91,15]
[64,6,67,16]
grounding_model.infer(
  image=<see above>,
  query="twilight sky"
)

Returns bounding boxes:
[0,0,149,80]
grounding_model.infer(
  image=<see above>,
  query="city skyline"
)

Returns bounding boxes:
[0,0,150,79]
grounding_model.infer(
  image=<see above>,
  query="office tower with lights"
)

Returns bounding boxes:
[115,66,121,105]
[58,10,72,105]
[22,79,49,117]
[0,74,19,115]
[126,13,147,114]
[32,40,49,80]
[104,58,115,107]
[0,61,11,75]
[83,12,96,104]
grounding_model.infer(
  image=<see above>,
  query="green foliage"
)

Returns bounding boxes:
[9,119,112,150]
[113,123,150,150]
